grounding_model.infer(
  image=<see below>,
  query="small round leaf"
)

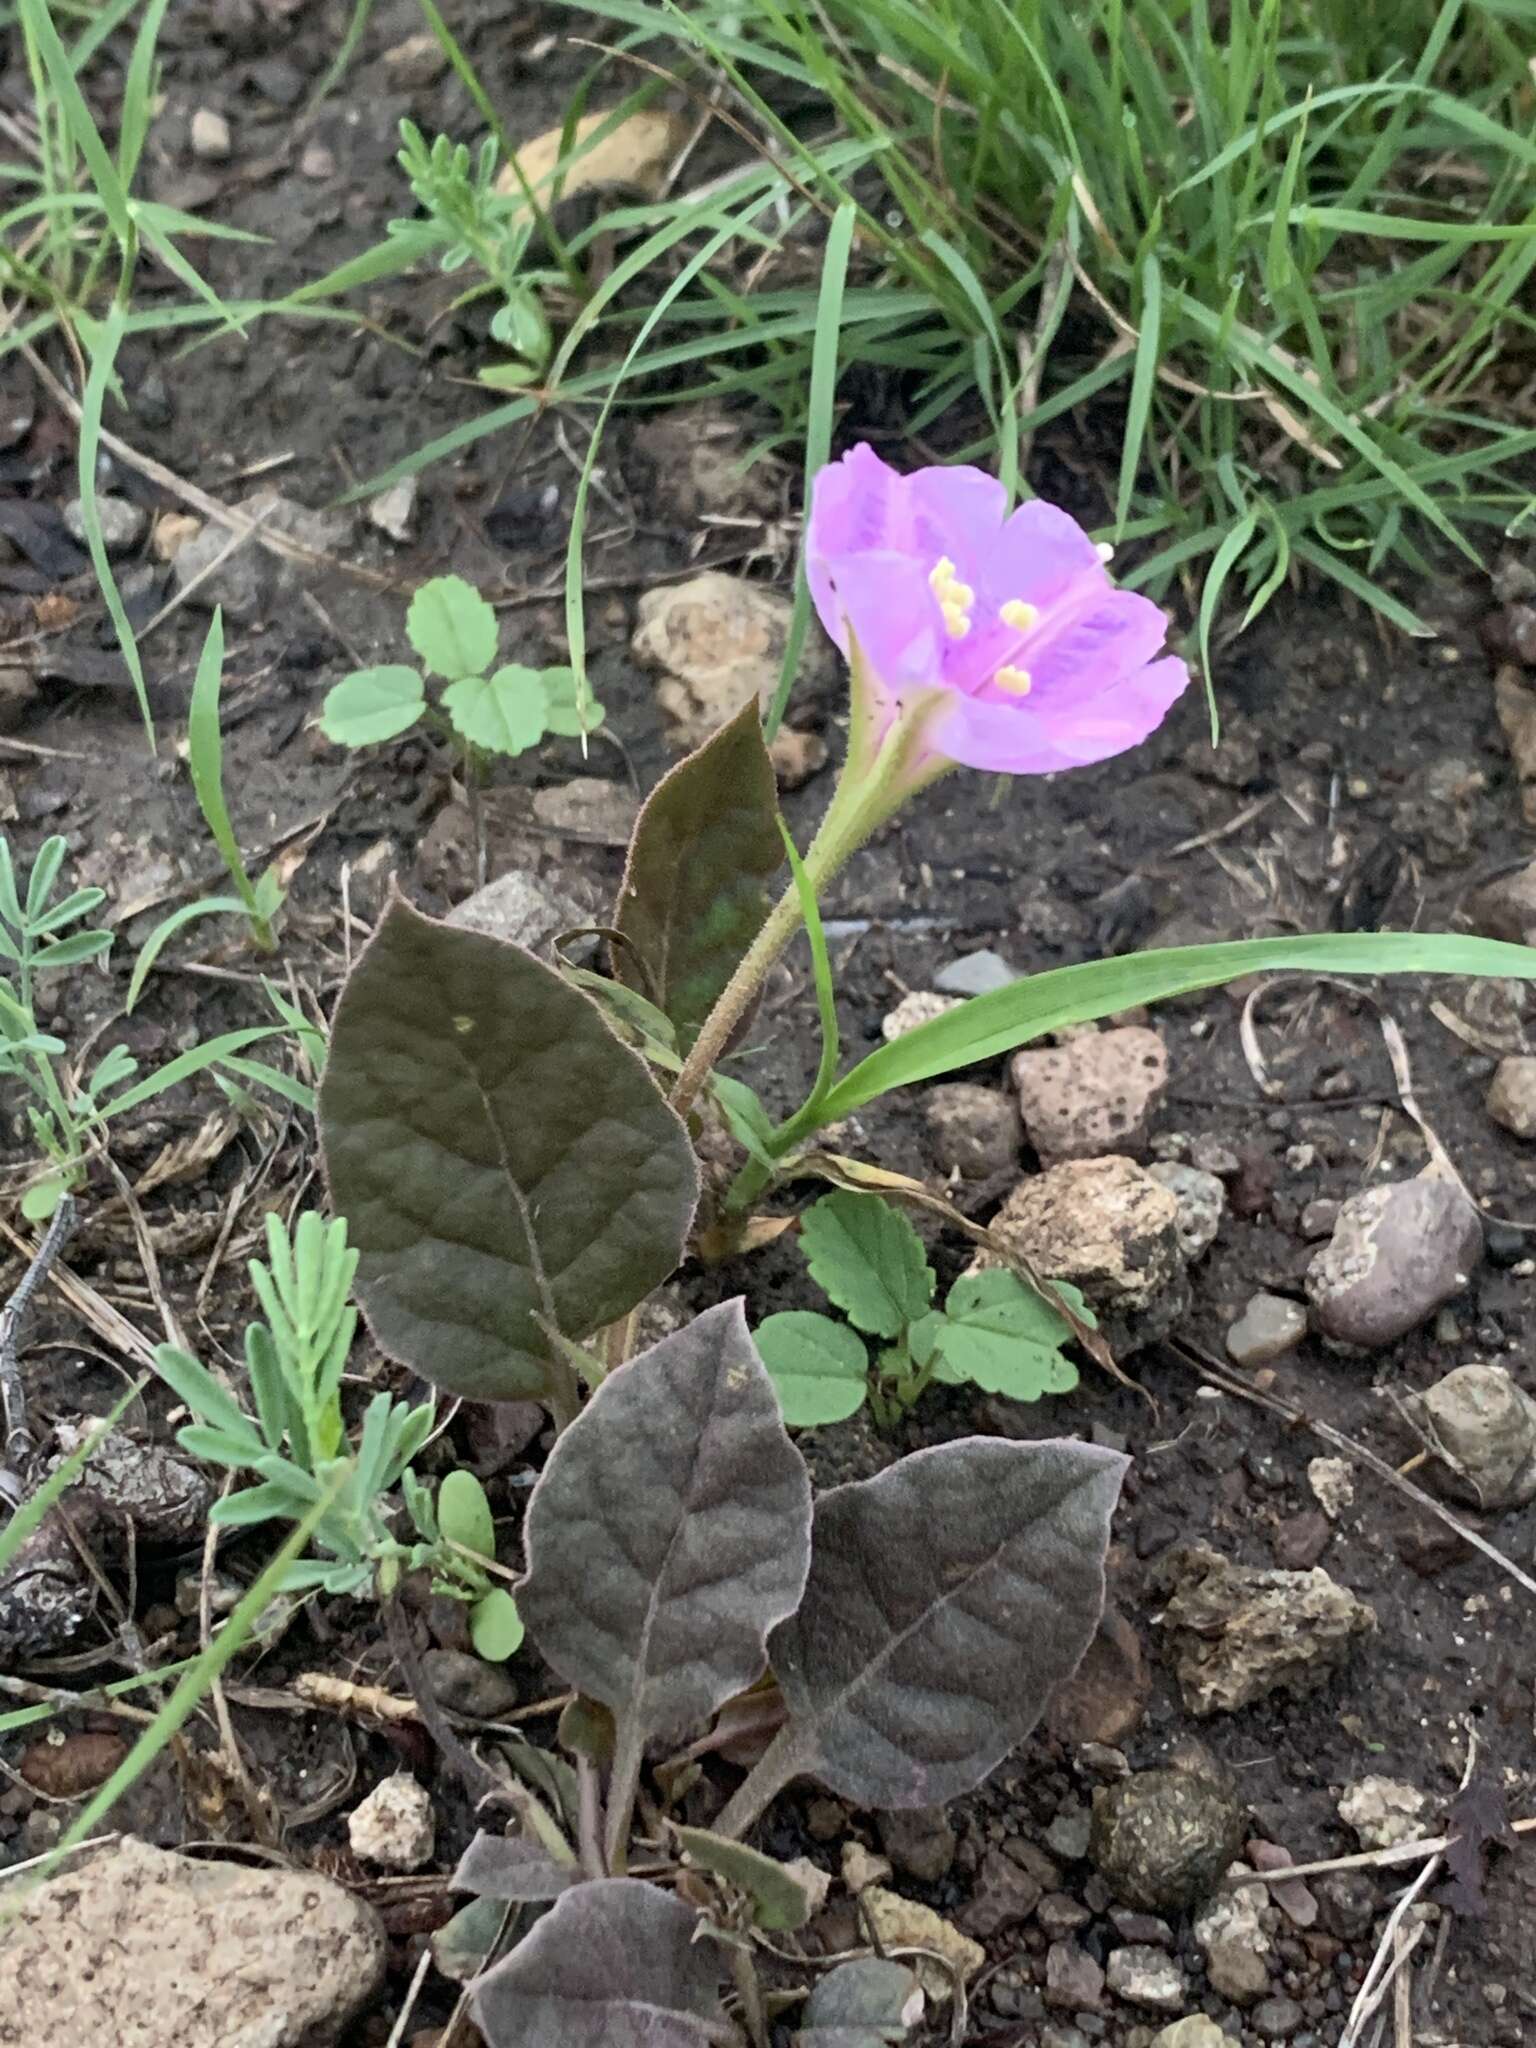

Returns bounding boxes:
[753,1312,868,1427]
[320,666,425,747]
[407,574,498,679]
[443,666,549,755]
[470,1588,525,1663]
[438,1469,495,1559]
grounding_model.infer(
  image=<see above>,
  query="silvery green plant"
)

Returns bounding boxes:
[154,1212,521,1657]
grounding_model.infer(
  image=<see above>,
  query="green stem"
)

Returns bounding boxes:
[669,684,952,1125]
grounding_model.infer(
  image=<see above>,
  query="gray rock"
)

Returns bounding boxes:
[1299,1197,1339,1239]
[1225,1292,1307,1367]
[422,1647,519,1720]
[171,520,263,618]
[876,1805,957,1884]
[1037,1892,1093,1937]
[1089,1765,1245,1914]
[445,869,585,959]
[1045,1941,1105,2012]
[48,1424,212,1545]
[934,948,1018,996]
[973,1157,1189,1356]
[1151,2023,1229,2048]
[1469,860,1536,947]
[1194,1868,1271,2004]
[1156,1542,1375,1715]
[1487,1055,1536,1138]
[958,1848,1042,1938]
[1252,1995,1304,2039]
[1402,1363,1536,1509]
[1106,1946,1186,2014]
[0,1511,94,1660]
[923,1083,1021,1180]
[1306,1177,1483,1349]
[63,493,146,553]
[0,1835,385,2043]
[1148,1163,1224,1261]
[244,486,354,564]
[1045,1806,1092,1861]
[1012,1028,1168,1163]
[1316,1870,1379,1939]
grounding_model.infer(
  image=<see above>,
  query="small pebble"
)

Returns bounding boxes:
[347,1773,434,1870]
[1226,1292,1306,1367]
[1299,1198,1339,1240]
[1252,1994,1304,2039]
[935,947,1017,996]
[189,108,232,161]
[63,494,146,553]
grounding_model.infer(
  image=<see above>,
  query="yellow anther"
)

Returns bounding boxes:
[930,556,976,638]
[1000,599,1039,632]
[994,664,1033,696]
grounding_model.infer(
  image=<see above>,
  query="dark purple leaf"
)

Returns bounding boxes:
[518,1301,812,1862]
[613,701,782,1042]
[1441,1772,1518,1918]
[472,1878,723,2048]
[319,897,697,1402]
[716,1438,1126,1834]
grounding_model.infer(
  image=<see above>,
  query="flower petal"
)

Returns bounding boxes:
[817,550,944,696]
[1026,589,1173,705]
[934,656,1189,773]
[984,499,1105,611]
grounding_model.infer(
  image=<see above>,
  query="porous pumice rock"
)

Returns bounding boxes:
[347,1772,435,1870]
[1306,1176,1483,1349]
[1156,1542,1375,1715]
[1105,1944,1186,2013]
[1089,1756,1246,1913]
[972,1155,1188,1355]
[0,1835,385,2046]
[1401,1362,1536,1509]
[1338,1776,1428,1852]
[1011,1026,1168,1163]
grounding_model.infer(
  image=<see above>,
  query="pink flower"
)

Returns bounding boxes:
[806,444,1188,775]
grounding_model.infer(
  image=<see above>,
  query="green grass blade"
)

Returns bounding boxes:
[779,933,1536,1137]
[1114,249,1162,536]
[77,309,152,741]
[0,1379,145,1579]
[764,198,855,743]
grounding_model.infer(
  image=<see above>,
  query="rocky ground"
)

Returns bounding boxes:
[2,4,1536,2045]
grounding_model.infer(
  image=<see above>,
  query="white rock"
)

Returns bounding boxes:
[1338,1775,1427,1851]
[1307,1456,1355,1520]
[64,494,146,553]
[1151,2022,1230,2048]
[367,478,418,544]
[1105,1943,1186,2013]
[0,1835,384,2044]
[881,990,961,1041]
[348,1772,435,1870]
[840,1840,892,1893]
[190,108,231,161]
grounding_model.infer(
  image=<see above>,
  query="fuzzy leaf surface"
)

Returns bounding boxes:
[752,1438,1126,1814]
[673,1825,815,1930]
[613,701,782,1041]
[319,897,697,1401]
[452,1829,574,1903]
[518,1302,812,1815]
[472,1878,722,2048]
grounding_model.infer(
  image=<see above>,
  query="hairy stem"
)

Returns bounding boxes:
[710,1723,814,1842]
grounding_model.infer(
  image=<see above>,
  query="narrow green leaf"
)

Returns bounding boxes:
[126,896,250,1011]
